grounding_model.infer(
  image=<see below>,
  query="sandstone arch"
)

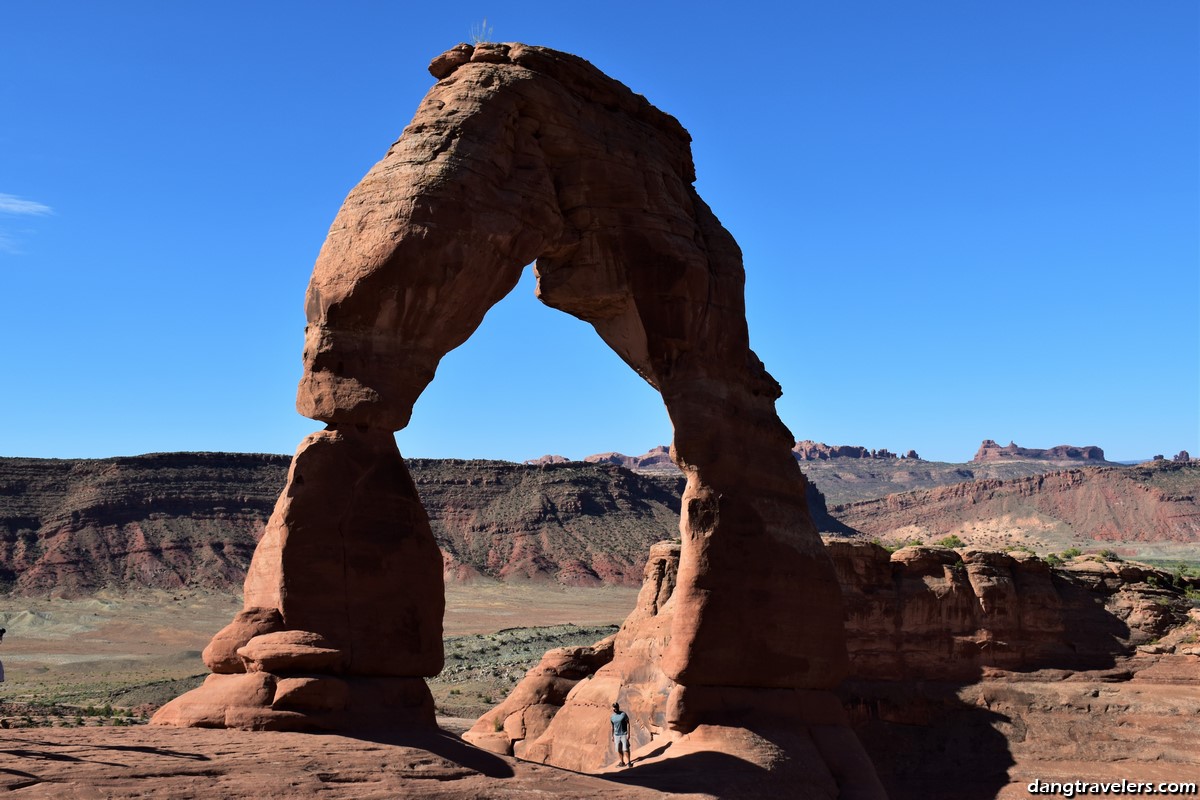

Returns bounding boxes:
[296,41,848,690]
[154,43,876,793]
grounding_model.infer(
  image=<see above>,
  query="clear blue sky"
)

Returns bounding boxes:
[2,1,1196,464]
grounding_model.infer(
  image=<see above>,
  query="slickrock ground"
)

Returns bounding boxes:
[2,663,1194,800]
[0,727,680,799]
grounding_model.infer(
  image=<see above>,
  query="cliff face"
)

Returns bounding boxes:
[834,461,1200,549]
[825,540,1192,680]
[0,454,686,596]
[5,455,1195,597]
[410,459,682,586]
[0,453,287,596]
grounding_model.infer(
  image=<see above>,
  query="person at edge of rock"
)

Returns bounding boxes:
[0,627,6,729]
[610,701,631,767]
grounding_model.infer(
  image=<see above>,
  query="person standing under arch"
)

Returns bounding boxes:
[610,701,631,767]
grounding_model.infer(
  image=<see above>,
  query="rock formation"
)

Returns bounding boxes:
[973,439,1108,463]
[154,41,876,791]
[792,440,913,460]
[470,538,1196,798]
[1,454,872,594]
[154,427,443,730]
[292,40,851,692]
[825,541,1191,679]
[467,540,886,796]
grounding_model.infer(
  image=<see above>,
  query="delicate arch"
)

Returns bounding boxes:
[156,42,847,734]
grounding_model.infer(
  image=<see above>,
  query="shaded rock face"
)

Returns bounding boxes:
[826,541,1190,680]
[1,454,853,594]
[154,428,443,730]
[159,41,853,763]
[414,459,683,586]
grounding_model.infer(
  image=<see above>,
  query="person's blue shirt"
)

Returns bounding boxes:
[610,711,629,736]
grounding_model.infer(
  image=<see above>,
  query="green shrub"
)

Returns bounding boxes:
[1099,549,1122,562]
[1044,553,1063,567]
[937,535,965,549]
[1061,547,1082,559]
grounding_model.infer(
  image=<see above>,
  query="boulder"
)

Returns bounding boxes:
[236,630,344,675]
[202,607,285,674]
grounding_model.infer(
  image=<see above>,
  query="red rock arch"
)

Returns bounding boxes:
[156,42,848,737]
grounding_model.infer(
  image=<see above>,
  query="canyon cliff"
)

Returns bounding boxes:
[0,455,683,596]
[468,538,1200,799]
[835,461,1200,554]
[4,457,1196,596]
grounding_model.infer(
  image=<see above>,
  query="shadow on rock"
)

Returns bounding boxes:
[0,735,211,769]
[840,681,1014,800]
[823,541,1179,800]
[598,721,885,800]
[350,727,515,779]
[605,750,777,796]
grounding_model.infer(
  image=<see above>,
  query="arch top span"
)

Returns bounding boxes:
[297,42,742,433]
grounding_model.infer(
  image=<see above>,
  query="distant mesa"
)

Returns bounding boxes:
[524,454,571,466]
[584,445,676,473]
[531,441,923,470]
[526,446,677,473]
[973,439,1107,463]
[792,440,920,461]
